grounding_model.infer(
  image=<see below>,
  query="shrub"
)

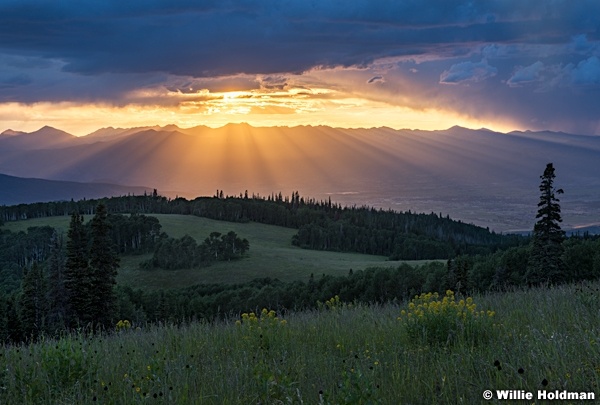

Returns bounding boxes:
[398,290,496,347]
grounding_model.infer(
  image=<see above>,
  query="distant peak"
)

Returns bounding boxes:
[29,126,75,138]
[222,122,253,128]
[1,129,23,136]
[440,125,477,134]
[37,125,63,132]
[34,125,66,133]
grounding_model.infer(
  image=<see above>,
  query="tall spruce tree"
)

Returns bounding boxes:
[19,262,47,339]
[526,163,565,285]
[46,230,68,334]
[64,211,93,327]
[89,203,120,328]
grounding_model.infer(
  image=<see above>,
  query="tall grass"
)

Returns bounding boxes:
[1,282,599,404]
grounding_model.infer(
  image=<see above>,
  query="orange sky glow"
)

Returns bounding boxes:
[0,78,521,136]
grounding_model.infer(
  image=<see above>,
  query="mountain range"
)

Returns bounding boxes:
[1,124,599,233]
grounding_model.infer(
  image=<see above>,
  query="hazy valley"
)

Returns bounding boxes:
[1,123,599,233]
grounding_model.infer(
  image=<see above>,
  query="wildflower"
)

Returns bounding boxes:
[399,290,496,346]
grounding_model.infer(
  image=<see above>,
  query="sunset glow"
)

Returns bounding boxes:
[1,1,599,136]
[0,77,520,136]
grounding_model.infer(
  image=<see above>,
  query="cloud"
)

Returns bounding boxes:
[0,73,32,89]
[569,34,599,54]
[439,60,497,84]
[569,56,600,85]
[1,1,600,134]
[367,76,384,84]
[1,0,599,80]
[507,61,545,87]
[257,76,289,90]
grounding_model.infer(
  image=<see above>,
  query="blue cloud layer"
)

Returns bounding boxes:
[1,0,599,133]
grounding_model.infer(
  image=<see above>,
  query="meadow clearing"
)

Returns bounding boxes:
[3,214,429,289]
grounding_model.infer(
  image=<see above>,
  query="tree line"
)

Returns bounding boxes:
[0,213,163,294]
[0,189,525,261]
[141,231,249,270]
[2,229,598,343]
[0,204,250,341]
[7,205,120,340]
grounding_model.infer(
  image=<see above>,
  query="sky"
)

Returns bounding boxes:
[1,0,600,136]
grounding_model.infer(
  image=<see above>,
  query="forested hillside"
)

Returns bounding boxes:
[0,190,599,342]
[0,191,523,261]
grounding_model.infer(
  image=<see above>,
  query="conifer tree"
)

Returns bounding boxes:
[89,203,120,328]
[0,292,8,342]
[526,163,565,285]
[19,262,47,339]
[64,211,93,327]
[5,295,23,343]
[46,230,68,333]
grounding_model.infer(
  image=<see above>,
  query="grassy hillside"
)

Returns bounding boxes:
[1,282,598,404]
[2,214,427,289]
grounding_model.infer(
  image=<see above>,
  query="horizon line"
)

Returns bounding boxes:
[1,122,573,138]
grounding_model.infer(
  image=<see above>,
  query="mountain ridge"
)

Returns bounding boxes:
[0,126,77,150]
[0,173,152,206]
[5,123,600,140]
[1,123,598,232]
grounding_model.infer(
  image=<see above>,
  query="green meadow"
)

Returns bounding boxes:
[2,214,432,289]
[1,282,598,404]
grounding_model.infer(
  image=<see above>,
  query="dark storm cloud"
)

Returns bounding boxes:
[2,0,599,79]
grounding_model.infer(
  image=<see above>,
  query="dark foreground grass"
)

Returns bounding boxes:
[1,282,599,404]
[3,214,431,289]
